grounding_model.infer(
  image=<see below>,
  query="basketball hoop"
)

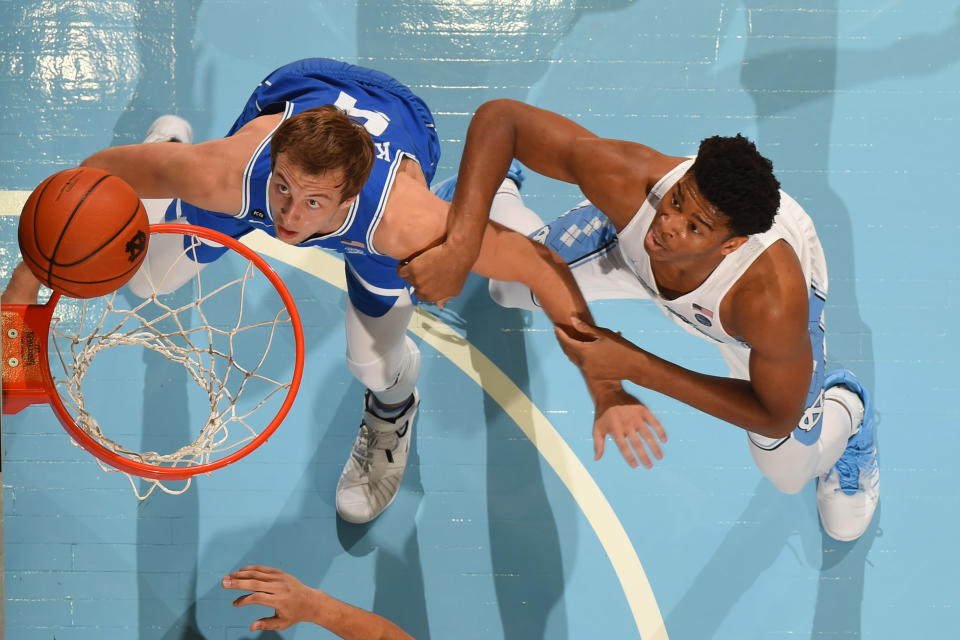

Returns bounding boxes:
[2,223,305,498]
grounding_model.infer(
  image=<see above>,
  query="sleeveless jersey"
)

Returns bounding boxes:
[616,159,828,350]
[528,158,830,445]
[618,159,830,445]
[167,58,441,316]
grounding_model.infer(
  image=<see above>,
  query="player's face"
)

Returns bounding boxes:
[644,175,743,262]
[268,154,356,244]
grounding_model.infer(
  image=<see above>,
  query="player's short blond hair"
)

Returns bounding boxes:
[270,105,375,202]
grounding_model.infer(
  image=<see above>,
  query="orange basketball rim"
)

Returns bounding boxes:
[1,223,306,482]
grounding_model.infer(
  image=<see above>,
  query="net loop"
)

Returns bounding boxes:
[44,225,304,499]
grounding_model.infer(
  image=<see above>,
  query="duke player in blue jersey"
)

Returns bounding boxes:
[401,99,879,542]
[2,60,619,524]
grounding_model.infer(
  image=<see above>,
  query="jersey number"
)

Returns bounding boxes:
[334,91,391,136]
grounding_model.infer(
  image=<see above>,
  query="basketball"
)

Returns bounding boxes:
[18,167,150,299]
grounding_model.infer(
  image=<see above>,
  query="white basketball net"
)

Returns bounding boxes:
[47,233,298,499]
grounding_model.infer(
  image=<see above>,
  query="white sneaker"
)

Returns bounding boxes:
[817,370,879,542]
[336,389,418,524]
[144,115,194,144]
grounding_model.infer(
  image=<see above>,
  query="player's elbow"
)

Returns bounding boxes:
[755,405,804,440]
[475,98,524,122]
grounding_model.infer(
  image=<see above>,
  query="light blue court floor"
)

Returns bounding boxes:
[2,1,959,638]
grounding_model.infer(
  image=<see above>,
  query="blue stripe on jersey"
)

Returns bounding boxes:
[751,283,829,451]
[792,286,828,446]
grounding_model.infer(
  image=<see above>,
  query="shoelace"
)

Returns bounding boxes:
[832,446,878,495]
[349,425,374,471]
[350,425,400,472]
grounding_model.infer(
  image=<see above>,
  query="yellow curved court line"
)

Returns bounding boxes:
[242,231,668,640]
[1,196,667,639]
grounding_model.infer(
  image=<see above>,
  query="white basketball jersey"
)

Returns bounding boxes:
[616,159,829,359]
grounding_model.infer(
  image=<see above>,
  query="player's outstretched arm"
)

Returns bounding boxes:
[80,115,278,214]
[380,178,667,468]
[222,566,415,639]
[398,99,595,304]
[401,99,674,305]
[555,293,812,439]
[470,222,667,468]
[400,100,589,303]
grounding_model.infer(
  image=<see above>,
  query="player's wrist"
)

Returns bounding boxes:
[445,208,485,253]
[622,348,654,387]
[586,377,623,405]
[308,588,338,627]
[444,232,482,260]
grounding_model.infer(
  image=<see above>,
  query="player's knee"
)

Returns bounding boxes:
[749,434,816,495]
[347,336,421,403]
[763,473,809,495]
[488,279,509,308]
[127,260,195,298]
[753,452,812,495]
[126,228,207,298]
[126,270,154,299]
[488,279,538,310]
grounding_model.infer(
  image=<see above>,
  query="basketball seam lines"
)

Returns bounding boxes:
[47,171,111,271]
[26,172,58,284]
[51,181,143,268]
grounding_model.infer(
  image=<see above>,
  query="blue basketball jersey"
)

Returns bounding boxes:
[168,58,441,316]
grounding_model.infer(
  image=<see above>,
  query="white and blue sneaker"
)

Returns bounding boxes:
[431,158,525,202]
[144,114,194,144]
[336,389,418,524]
[817,370,879,541]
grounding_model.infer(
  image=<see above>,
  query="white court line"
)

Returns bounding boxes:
[1,194,668,639]
[0,191,31,216]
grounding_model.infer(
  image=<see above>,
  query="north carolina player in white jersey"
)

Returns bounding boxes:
[1,64,607,525]
[406,99,879,542]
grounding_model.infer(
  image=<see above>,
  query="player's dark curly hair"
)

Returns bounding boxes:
[691,134,781,237]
